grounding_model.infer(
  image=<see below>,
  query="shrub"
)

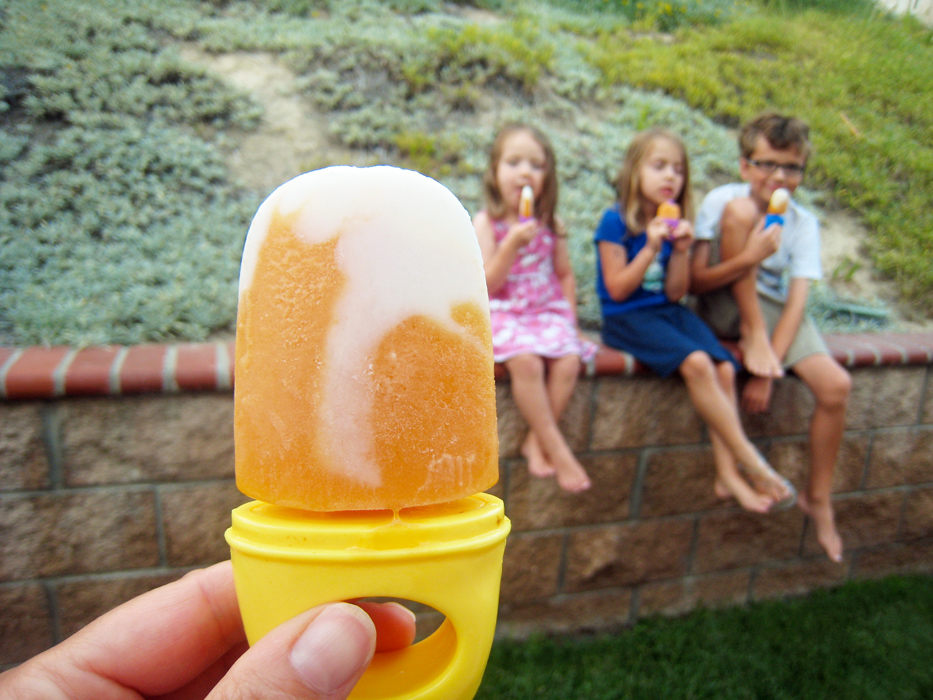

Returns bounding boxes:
[2,0,926,344]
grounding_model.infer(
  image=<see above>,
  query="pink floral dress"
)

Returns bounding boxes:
[487,216,598,363]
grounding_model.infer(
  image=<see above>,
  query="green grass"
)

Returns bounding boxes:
[1,0,931,345]
[584,9,933,305]
[478,574,933,699]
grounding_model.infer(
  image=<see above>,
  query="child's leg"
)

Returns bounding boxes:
[719,200,783,378]
[710,432,774,513]
[709,361,774,513]
[678,351,793,503]
[505,354,591,493]
[521,354,582,478]
[792,353,851,563]
[742,375,774,414]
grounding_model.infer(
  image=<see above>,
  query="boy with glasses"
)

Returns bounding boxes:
[690,112,850,563]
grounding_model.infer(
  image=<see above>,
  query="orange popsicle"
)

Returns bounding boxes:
[234,166,499,512]
[519,185,534,221]
[657,200,680,227]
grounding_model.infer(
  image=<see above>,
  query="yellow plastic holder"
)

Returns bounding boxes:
[225,492,511,700]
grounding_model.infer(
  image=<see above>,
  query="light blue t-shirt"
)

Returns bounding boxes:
[695,183,822,303]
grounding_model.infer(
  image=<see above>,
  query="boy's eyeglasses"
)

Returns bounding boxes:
[746,159,806,177]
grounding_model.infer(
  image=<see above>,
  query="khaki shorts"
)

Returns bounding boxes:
[695,288,828,369]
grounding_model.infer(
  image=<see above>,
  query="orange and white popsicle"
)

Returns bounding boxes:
[234,166,499,512]
[519,185,534,222]
[765,187,790,227]
[657,200,680,228]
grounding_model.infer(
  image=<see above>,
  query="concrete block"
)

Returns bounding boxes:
[501,531,564,604]
[0,491,159,581]
[63,395,234,486]
[865,428,933,489]
[590,376,703,451]
[161,482,245,567]
[0,403,50,491]
[0,583,53,665]
[564,519,693,592]
[506,453,635,532]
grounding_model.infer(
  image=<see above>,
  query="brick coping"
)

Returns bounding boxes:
[1,331,932,400]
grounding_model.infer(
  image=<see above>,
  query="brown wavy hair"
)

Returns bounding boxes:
[612,128,694,233]
[482,122,559,231]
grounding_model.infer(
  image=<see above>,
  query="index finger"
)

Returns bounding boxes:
[61,561,245,697]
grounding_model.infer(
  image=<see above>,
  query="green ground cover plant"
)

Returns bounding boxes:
[1,0,929,345]
[478,574,933,699]
[584,8,933,304]
[0,0,261,344]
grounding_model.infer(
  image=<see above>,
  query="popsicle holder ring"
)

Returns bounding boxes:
[226,492,511,700]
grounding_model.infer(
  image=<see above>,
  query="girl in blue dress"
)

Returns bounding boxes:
[594,128,795,512]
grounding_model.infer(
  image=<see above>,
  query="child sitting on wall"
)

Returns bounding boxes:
[690,112,852,563]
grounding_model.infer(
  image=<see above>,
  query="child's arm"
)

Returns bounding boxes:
[718,199,785,378]
[474,211,536,295]
[598,218,667,302]
[665,219,693,302]
[769,277,809,362]
[552,218,578,316]
[689,206,781,295]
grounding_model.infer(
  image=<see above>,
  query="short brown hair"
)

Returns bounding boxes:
[739,112,812,161]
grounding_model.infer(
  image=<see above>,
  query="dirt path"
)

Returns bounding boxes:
[188,48,930,331]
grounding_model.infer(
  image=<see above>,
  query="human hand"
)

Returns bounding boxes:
[645,217,670,252]
[742,375,774,414]
[745,217,781,264]
[669,219,694,252]
[505,219,537,249]
[0,561,416,700]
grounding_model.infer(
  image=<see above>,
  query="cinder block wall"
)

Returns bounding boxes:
[2,333,932,668]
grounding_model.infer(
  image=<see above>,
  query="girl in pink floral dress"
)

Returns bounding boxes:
[474,123,597,493]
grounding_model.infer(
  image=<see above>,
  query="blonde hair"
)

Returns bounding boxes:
[482,123,559,231]
[612,128,694,233]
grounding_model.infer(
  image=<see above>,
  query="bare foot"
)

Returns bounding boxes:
[739,331,783,378]
[799,493,844,563]
[742,375,773,414]
[739,453,796,508]
[551,449,592,494]
[714,474,774,513]
[521,433,556,478]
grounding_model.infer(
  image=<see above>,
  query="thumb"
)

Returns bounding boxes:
[209,603,377,700]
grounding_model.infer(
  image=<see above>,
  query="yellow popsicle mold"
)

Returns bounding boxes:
[226,492,511,700]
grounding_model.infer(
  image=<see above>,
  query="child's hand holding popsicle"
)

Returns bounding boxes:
[655,200,692,250]
[503,184,537,251]
[657,200,680,230]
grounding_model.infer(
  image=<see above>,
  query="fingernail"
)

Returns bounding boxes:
[383,601,417,625]
[290,603,376,695]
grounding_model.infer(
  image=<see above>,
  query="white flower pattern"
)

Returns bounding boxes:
[487,217,598,363]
